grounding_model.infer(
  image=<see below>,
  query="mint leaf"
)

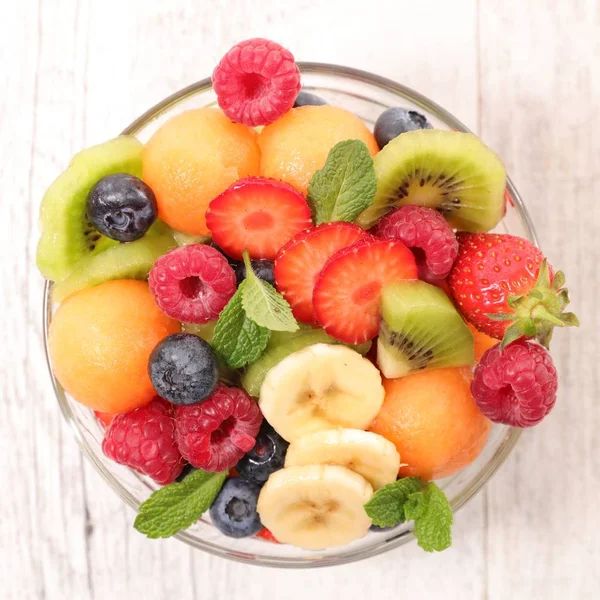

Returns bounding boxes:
[240,251,298,332]
[405,483,453,552]
[307,139,377,225]
[363,477,423,527]
[134,469,227,539]
[212,283,271,368]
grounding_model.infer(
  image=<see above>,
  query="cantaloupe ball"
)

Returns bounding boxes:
[143,108,261,235]
[49,280,180,413]
[370,367,491,480]
[258,106,379,193]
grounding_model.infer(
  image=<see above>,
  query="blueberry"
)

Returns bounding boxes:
[148,333,219,405]
[234,259,275,286]
[236,422,289,485]
[87,173,158,242]
[374,107,433,148]
[209,477,262,538]
[293,90,327,108]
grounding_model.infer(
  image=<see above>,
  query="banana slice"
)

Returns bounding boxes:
[285,428,400,490]
[257,464,373,550]
[259,344,384,442]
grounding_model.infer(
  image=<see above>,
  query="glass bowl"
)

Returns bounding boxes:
[44,63,536,568]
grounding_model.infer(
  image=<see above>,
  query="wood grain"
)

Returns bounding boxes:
[0,0,597,598]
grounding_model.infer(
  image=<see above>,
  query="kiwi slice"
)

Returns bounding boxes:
[182,321,218,343]
[241,328,372,397]
[172,230,212,247]
[36,136,144,282]
[356,130,506,232]
[377,280,474,378]
[52,233,176,303]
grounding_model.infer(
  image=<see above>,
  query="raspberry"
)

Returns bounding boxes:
[471,340,558,427]
[373,206,458,282]
[175,384,263,472]
[149,244,236,324]
[102,398,184,485]
[212,38,301,126]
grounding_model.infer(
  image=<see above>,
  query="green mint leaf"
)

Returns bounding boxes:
[307,139,377,225]
[212,283,271,368]
[134,469,227,539]
[363,477,423,527]
[240,251,299,332]
[406,482,453,553]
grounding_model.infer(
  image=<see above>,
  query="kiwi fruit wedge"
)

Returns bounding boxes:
[36,136,144,282]
[356,129,506,232]
[172,230,212,247]
[241,328,371,397]
[377,280,474,378]
[52,233,176,303]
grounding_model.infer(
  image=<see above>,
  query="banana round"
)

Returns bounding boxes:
[259,344,384,442]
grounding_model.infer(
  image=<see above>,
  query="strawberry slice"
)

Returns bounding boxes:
[94,410,116,429]
[313,238,418,343]
[274,222,366,323]
[206,176,312,260]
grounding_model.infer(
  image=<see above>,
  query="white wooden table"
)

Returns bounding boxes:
[2,1,598,598]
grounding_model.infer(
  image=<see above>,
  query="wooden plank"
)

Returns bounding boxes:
[479,1,600,598]
[0,1,93,599]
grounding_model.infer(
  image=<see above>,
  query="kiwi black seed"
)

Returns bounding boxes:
[356,129,506,233]
[377,280,474,379]
[36,136,145,282]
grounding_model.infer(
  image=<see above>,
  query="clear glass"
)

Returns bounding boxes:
[43,63,537,568]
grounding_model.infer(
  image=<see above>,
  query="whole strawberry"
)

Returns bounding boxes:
[448,233,578,347]
[471,340,558,427]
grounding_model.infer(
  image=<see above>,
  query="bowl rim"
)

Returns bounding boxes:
[44,62,534,568]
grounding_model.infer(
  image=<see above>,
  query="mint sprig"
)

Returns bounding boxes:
[240,251,299,332]
[307,139,377,225]
[134,469,227,539]
[364,478,453,552]
[212,283,271,368]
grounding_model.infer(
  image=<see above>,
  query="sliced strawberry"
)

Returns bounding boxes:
[274,222,366,323]
[256,527,280,543]
[313,238,418,343]
[206,176,312,260]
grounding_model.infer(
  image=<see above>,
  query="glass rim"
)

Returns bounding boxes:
[43,62,531,568]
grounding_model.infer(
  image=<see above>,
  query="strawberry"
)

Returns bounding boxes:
[274,222,366,323]
[206,177,312,260]
[313,237,418,344]
[448,233,578,348]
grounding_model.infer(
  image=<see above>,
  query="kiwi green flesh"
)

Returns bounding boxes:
[51,233,176,304]
[241,329,371,397]
[36,136,144,282]
[182,321,239,386]
[356,129,506,232]
[173,230,212,247]
[377,279,474,379]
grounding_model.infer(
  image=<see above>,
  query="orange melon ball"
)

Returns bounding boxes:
[370,368,491,480]
[49,280,180,414]
[258,105,379,193]
[143,108,261,235]
[467,322,499,361]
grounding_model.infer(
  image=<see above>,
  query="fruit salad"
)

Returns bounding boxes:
[37,39,578,554]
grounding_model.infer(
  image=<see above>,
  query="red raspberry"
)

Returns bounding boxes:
[373,206,458,282]
[471,340,558,427]
[175,384,263,472]
[149,244,236,324]
[212,38,301,126]
[102,398,184,485]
